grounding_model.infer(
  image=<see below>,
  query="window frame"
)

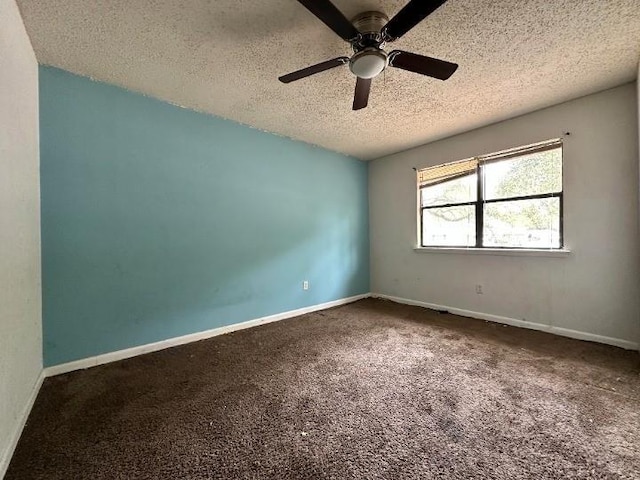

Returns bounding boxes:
[418,140,563,250]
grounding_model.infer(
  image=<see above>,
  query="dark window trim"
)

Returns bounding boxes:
[475,164,483,247]
[419,143,563,249]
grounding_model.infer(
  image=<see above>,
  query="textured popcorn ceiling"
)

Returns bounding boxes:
[17,0,640,160]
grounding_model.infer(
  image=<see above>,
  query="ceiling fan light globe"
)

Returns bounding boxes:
[349,50,387,79]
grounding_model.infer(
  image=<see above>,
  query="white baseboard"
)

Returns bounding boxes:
[372,293,639,351]
[0,370,45,480]
[44,293,371,377]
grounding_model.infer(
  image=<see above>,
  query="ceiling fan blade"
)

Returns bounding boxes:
[389,50,458,80]
[353,77,372,110]
[279,57,349,83]
[297,0,360,41]
[382,0,448,41]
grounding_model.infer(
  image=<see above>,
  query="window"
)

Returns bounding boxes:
[418,140,563,249]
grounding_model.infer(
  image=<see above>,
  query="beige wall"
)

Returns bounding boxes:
[0,0,42,475]
[370,83,640,348]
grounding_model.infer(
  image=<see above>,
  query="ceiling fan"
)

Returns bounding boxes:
[278,0,458,111]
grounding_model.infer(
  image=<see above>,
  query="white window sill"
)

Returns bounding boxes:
[413,247,571,257]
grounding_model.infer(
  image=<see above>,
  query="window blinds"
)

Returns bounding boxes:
[417,158,478,187]
[417,138,562,188]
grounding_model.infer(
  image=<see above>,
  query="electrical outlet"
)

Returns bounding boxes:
[475,284,483,294]
[303,280,309,290]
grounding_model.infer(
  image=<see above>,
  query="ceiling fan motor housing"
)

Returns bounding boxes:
[351,11,389,37]
[351,11,388,50]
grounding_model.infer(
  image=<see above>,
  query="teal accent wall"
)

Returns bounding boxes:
[39,66,369,367]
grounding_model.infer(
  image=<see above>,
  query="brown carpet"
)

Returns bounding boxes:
[7,299,640,479]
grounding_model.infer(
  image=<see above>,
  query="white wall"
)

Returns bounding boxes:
[0,0,43,476]
[370,83,640,348]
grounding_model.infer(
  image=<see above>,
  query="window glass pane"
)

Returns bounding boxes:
[422,206,476,246]
[483,148,562,201]
[421,173,477,207]
[483,197,560,248]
